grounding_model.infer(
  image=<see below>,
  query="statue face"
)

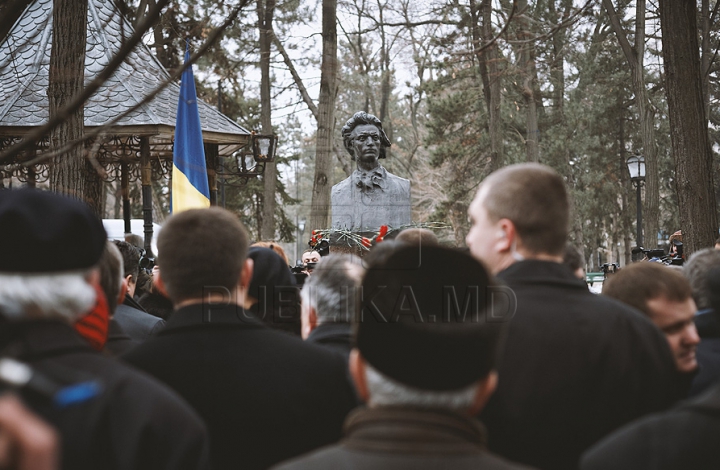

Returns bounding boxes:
[350,124,381,167]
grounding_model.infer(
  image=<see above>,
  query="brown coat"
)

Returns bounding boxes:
[273,407,535,470]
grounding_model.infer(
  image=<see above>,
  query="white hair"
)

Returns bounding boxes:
[365,363,479,410]
[0,271,97,322]
[300,254,364,324]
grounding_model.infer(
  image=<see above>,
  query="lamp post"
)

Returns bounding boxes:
[626,154,646,249]
[296,218,306,264]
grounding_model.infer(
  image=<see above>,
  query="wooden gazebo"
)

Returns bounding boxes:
[0,0,254,254]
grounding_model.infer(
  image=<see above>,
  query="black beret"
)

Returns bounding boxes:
[0,188,106,273]
[355,245,507,391]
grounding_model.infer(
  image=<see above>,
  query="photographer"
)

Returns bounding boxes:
[301,249,321,275]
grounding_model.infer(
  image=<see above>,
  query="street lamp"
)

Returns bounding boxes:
[296,218,306,264]
[626,154,646,249]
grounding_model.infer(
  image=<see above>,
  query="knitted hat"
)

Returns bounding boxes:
[0,188,106,273]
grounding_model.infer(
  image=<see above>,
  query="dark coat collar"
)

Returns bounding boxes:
[0,319,94,360]
[682,382,720,413]
[498,259,587,289]
[342,406,487,454]
[161,302,266,334]
[695,309,720,338]
[123,294,147,313]
[307,322,352,344]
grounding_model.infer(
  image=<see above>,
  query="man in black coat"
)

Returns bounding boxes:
[465,164,683,470]
[112,240,166,341]
[580,382,720,469]
[684,249,720,396]
[300,254,365,361]
[123,207,357,470]
[0,188,209,470]
[275,246,533,470]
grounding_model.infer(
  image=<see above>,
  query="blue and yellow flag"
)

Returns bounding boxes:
[172,45,210,212]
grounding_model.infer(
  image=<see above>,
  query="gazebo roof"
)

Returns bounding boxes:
[0,0,249,157]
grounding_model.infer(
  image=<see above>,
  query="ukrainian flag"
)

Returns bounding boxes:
[172,45,210,212]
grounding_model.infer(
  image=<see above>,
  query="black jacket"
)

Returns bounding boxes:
[690,309,720,397]
[480,260,683,470]
[103,318,137,356]
[581,382,720,470]
[114,296,166,343]
[0,319,209,470]
[306,322,352,361]
[123,303,357,470]
[273,407,535,470]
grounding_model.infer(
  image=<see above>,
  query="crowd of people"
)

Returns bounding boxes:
[1,162,719,469]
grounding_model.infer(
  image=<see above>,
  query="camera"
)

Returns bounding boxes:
[313,239,330,257]
[600,263,620,278]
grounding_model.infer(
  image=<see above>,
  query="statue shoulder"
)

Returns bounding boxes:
[385,171,410,191]
[332,175,353,193]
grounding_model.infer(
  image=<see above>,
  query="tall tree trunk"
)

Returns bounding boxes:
[472,0,503,171]
[49,0,89,203]
[700,0,717,127]
[517,0,539,162]
[309,0,338,231]
[659,0,718,255]
[603,0,660,248]
[258,0,276,240]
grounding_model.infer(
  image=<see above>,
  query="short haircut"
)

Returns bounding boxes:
[563,243,585,272]
[603,262,693,316]
[481,163,569,255]
[341,111,391,160]
[251,241,289,265]
[124,233,144,249]
[158,208,249,303]
[395,228,439,247]
[112,240,140,283]
[684,248,720,310]
[98,241,124,314]
[365,363,478,410]
[300,254,364,323]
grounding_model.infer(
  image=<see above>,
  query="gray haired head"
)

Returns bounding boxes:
[341,111,391,160]
[684,247,720,310]
[301,254,364,324]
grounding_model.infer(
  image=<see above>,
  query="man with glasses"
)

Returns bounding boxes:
[331,111,411,231]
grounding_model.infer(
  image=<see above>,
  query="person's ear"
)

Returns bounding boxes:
[349,349,370,404]
[239,258,254,291]
[117,278,128,305]
[308,307,318,331]
[154,271,169,298]
[469,371,498,415]
[124,274,134,289]
[494,219,516,254]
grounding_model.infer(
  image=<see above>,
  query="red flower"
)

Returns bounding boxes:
[311,230,317,235]
[376,236,384,243]
[378,225,389,237]
[361,237,372,248]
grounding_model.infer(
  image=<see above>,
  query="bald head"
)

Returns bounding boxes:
[480,163,569,256]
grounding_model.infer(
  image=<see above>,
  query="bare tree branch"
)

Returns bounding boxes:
[602,0,637,65]
[0,0,172,163]
[271,30,319,120]
[2,0,252,168]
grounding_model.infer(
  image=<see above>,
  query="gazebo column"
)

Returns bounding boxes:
[121,161,131,234]
[26,166,36,188]
[140,137,154,256]
[26,146,36,188]
[205,143,218,206]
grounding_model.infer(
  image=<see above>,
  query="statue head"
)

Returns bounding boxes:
[341,112,391,161]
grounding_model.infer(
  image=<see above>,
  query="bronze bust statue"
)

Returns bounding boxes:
[331,112,411,231]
